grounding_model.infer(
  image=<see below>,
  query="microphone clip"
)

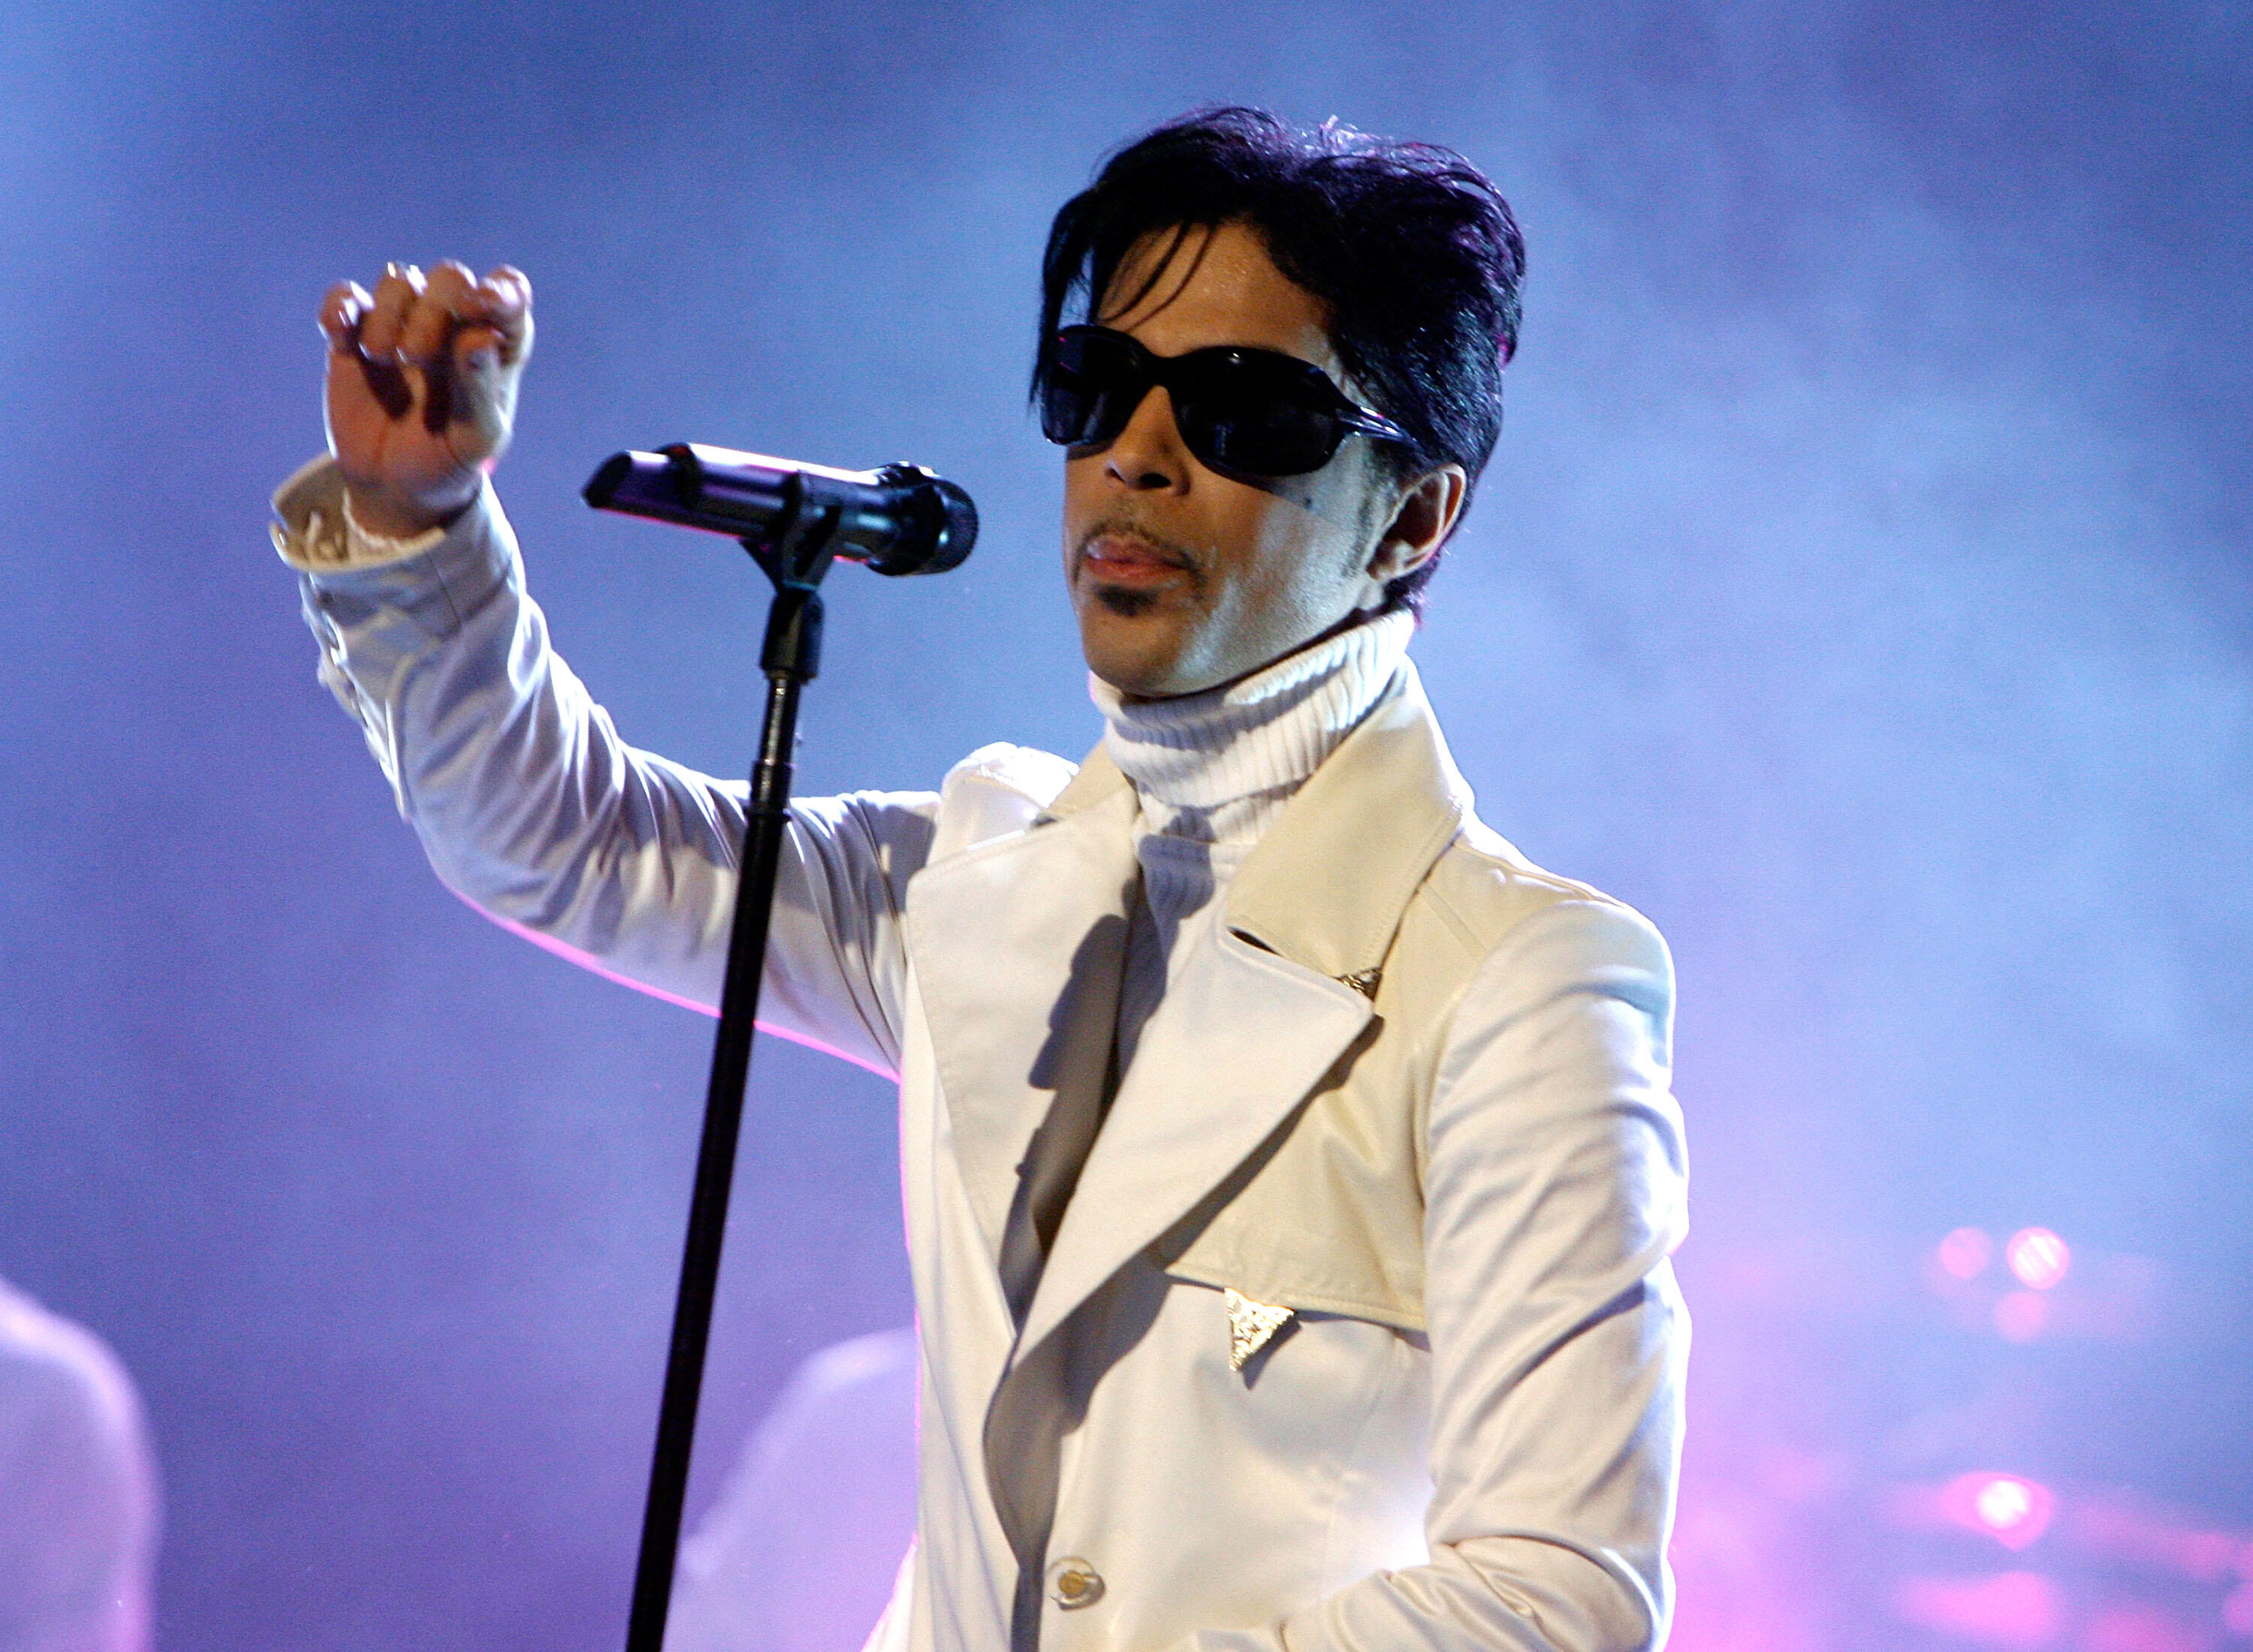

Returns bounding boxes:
[745,496,838,682]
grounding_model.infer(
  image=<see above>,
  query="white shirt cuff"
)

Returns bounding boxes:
[340,490,448,566]
[270,455,461,573]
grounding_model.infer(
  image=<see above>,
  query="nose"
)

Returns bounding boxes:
[1101,384,1190,493]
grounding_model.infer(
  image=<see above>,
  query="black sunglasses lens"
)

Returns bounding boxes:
[1044,329,1352,475]
[1042,331,1148,447]
[1199,400,1340,475]
[1175,355,1344,475]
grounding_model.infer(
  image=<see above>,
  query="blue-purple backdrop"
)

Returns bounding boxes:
[2,4,2248,1649]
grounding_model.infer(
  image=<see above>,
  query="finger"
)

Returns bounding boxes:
[421,355,456,436]
[320,281,372,354]
[356,355,415,421]
[398,260,478,365]
[357,262,425,360]
[451,321,501,376]
[473,265,534,364]
[447,321,519,458]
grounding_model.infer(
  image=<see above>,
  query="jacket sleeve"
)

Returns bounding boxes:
[1186,898,1689,1652]
[273,457,937,1078]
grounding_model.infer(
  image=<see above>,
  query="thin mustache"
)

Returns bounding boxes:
[1075,520,1198,571]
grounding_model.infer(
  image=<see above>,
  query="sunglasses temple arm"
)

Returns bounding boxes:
[1350,410,1416,445]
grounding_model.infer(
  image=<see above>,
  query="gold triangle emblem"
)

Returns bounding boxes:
[1224,1288,1295,1371]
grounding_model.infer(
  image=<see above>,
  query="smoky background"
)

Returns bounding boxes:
[0,4,2246,1648]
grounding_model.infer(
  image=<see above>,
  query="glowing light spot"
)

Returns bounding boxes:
[1943,1473,2056,1551]
[1995,1290,2048,1342]
[1938,1227,1995,1280]
[2007,1228,2071,1290]
[1977,1478,2034,1531]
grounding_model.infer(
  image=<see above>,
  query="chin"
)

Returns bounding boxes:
[1092,585,1161,620]
[1081,621,1190,700]
[1087,656,1180,700]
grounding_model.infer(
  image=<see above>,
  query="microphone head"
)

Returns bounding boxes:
[867,465,977,576]
[583,449,683,517]
[588,447,976,577]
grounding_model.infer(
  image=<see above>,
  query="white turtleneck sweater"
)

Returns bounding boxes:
[1092,609,1413,1084]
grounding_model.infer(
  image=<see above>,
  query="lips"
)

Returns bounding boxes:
[1079,530,1190,587]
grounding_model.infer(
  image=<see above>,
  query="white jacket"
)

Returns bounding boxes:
[275,460,1690,1652]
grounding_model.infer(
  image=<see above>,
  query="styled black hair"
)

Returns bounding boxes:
[1034,107,1525,612]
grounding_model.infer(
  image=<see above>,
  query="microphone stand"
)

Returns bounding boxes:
[622,497,845,1652]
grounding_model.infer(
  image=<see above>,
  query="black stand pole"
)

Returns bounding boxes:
[622,505,840,1652]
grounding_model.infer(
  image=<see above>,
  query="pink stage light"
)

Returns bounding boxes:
[1939,1227,1995,1280]
[2083,1603,2214,1652]
[2007,1227,2071,1290]
[2224,1581,2253,1635]
[1995,1290,2049,1342]
[1942,1473,2056,1551]
[1895,1571,2064,1650]
[2064,1486,2253,1581]
[1978,1479,2035,1532]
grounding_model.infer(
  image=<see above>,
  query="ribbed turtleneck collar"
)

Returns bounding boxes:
[1088,609,1413,851]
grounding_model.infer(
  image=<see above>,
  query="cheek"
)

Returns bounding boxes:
[1241,489,1364,607]
[1060,457,1099,529]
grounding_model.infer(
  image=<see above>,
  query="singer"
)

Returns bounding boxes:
[272,110,1687,1652]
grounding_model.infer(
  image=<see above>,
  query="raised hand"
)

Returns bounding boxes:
[320,261,534,538]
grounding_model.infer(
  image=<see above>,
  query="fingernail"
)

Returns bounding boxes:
[469,348,496,372]
[385,261,403,279]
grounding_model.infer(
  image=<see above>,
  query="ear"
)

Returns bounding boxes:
[1367,464,1468,585]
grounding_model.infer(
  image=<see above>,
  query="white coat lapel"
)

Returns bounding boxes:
[1012,930,1374,1359]
[1009,662,1467,1361]
[903,767,1141,1268]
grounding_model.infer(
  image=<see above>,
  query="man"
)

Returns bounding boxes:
[273,110,1689,1652]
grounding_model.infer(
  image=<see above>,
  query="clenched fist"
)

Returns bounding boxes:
[321,261,533,538]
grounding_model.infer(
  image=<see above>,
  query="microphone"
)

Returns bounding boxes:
[584,443,976,576]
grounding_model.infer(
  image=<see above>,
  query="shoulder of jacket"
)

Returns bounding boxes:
[928,743,1079,860]
[940,742,1078,807]
[1410,812,1663,972]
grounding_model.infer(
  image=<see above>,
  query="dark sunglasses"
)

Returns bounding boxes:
[1040,324,1413,478]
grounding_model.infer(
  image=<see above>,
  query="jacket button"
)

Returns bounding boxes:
[1045,1557,1104,1610]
